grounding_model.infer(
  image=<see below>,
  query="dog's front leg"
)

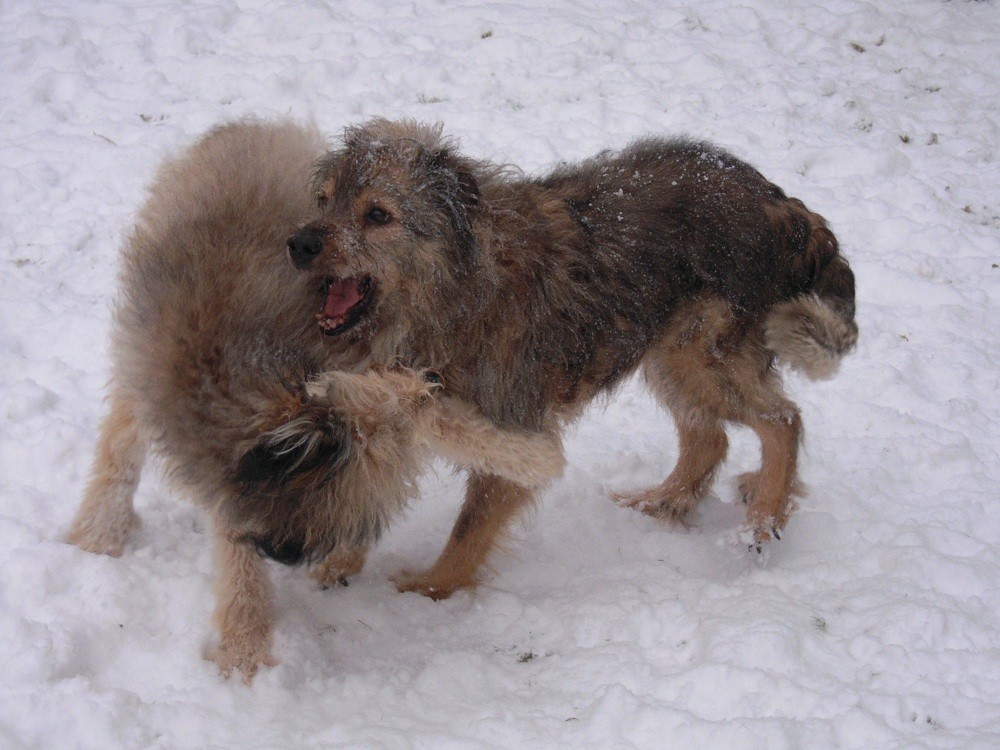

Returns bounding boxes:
[393,472,533,600]
[430,397,565,489]
[210,518,277,682]
[67,388,145,557]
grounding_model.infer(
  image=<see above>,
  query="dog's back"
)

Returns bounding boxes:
[540,138,857,379]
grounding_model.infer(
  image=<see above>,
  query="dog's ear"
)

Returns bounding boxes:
[233,407,351,493]
[311,150,343,193]
[430,148,480,207]
[426,147,480,257]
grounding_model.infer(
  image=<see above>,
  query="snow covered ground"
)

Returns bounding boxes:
[2,0,998,747]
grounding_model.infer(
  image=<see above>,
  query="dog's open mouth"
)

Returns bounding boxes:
[317,276,375,335]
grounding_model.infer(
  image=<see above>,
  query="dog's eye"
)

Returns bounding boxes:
[316,195,328,210]
[365,207,391,226]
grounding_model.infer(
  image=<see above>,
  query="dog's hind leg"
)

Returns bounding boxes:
[210,517,277,682]
[614,413,728,522]
[734,397,804,550]
[708,316,804,549]
[393,472,533,600]
[614,300,731,522]
[67,387,146,557]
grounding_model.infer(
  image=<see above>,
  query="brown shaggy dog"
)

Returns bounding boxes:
[278,118,858,599]
[66,119,564,681]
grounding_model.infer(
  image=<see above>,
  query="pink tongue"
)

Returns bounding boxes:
[324,279,363,318]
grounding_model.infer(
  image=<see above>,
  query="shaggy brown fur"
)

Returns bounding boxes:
[281,118,858,599]
[66,119,564,681]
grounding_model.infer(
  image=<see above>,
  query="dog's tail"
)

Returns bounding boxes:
[765,204,858,380]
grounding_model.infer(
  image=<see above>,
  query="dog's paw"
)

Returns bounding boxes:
[234,407,351,492]
[742,509,795,554]
[612,487,696,524]
[743,525,782,555]
[210,639,278,684]
[66,507,141,557]
[310,547,368,590]
[391,569,471,601]
[743,496,798,553]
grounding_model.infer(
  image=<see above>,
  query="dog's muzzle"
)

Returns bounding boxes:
[287,227,325,269]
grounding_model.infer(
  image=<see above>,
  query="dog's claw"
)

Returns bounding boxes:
[319,576,348,591]
[310,547,368,591]
[772,527,781,541]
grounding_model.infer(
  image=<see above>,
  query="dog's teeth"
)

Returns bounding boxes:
[318,315,347,330]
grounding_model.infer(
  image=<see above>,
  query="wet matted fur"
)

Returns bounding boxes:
[66,119,564,681]
[283,118,858,599]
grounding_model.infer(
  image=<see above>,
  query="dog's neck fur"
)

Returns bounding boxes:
[402,177,592,430]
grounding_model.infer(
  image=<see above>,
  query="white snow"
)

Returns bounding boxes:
[2,1,999,748]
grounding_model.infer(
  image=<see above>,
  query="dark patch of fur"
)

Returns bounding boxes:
[232,409,351,493]
[248,535,308,566]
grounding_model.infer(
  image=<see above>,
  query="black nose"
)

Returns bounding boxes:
[287,227,325,269]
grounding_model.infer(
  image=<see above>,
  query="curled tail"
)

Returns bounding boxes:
[765,208,858,380]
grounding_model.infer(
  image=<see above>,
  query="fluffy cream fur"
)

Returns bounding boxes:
[67,120,563,682]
